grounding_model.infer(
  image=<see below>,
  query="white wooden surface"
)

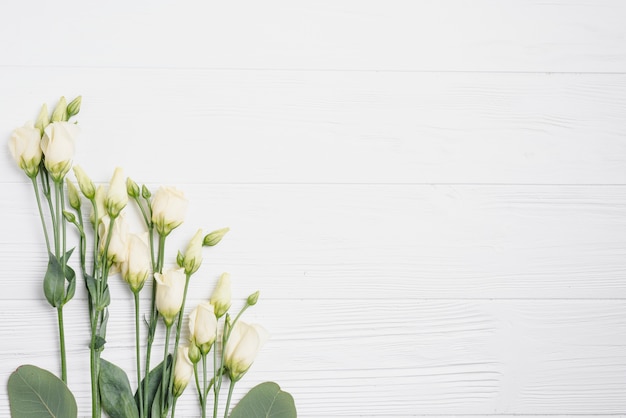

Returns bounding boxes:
[1,1,626,417]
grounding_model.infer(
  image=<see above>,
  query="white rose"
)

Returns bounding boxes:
[224,321,269,381]
[209,272,232,318]
[188,301,217,354]
[9,122,42,177]
[155,267,186,325]
[151,186,188,236]
[121,233,151,292]
[99,214,129,264]
[105,167,128,217]
[41,121,79,181]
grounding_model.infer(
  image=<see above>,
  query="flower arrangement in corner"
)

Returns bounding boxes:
[7,97,297,418]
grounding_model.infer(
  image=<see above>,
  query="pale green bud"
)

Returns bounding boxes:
[126,177,140,198]
[182,229,203,275]
[189,302,217,355]
[247,291,260,306]
[50,96,68,122]
[66,178,81,210]
[63,210,76,224]
[203,227,229,247]
[105,167,128,217]
[176,250,184,268]
[73,165,95,200]
[173,346,194,397]
[188,343,201,364]
[66,96,82,117]
[141,185,151,199]
[34,104,50,136]
[210,273,232,318]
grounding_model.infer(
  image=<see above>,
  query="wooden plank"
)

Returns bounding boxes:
[0,300,624,415]
[1,1,625,72]
[2,184,625,300]
[2,69,626,184]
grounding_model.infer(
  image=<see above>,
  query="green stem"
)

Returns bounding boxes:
[57,307,67,383]
[214,303,250,417]
[161,322,172,418]
[30,177,50,253]
[171,397,178,418]
[143,233,166,415]
[167,274,192,403]
[90,311,100,418]
[134,291,144,418]
[40,169,57,241]
[193,362,204,416]
[212,335,219,418]
[224,379,236,418]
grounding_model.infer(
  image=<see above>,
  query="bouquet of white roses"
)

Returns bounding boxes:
[7,97,296,418]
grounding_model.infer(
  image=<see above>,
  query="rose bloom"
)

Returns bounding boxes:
[151,186,188,236]
[155,267,186,326]
[121,233,151,292]
[9,122,42,178]
[41,121,79,181]
[188,301,217,354]
[224,321,269,381]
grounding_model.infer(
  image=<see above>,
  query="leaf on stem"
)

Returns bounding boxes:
[8,364,77,418]
[230,382,297,418]
[43,253,65,307]
[134,355,172,415]
[99,359,140,418]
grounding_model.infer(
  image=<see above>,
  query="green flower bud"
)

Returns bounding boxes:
[66,178,81,210]
[210,273,232,318]
[126,177,140,198]
[66,96,82,117]
[34,104,49,136]
[63,210,76,224]
[50,96,68,122]
[188,343,201,364]
[176,250,185,268]
[203,227,230,247]
[247,291,260,306]
[173,346,194,397]
[73,165,95,200]
[105,167,128,218]
[141,184,151,199]
[182,229,203,275]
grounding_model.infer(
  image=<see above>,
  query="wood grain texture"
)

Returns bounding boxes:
[2,183,625,300]
[0,299,624,415]
[1,0,626,416]
[1,0,625,72]
[1,69,626,184]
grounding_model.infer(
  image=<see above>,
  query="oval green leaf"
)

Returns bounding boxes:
[8,364,77,418]
[99,359,139,418]
[230,381,296,418]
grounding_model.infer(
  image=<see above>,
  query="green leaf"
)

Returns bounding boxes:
[99,359,140,418]
[8,364,77,418]
[43,253,65,307]
[63,264,76,304]
[230,382,297,418]
[134,355,171,415]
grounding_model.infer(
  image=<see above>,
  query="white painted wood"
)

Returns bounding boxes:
[2,184,625,300]
[1,1,626,72]
[1,0,626,416]
[0,299,625,415]
[2,69,626,184]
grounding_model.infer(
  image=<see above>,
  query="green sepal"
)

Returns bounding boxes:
[85,274,97,306]
[99,359,140,418]
[43,253,66,307]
